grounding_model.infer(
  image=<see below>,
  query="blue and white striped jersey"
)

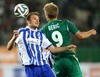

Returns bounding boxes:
[42,51,54,68]
[15,26,52,66]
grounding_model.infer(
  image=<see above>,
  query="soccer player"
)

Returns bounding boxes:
[40,3,97,77]
[7,12,76,77]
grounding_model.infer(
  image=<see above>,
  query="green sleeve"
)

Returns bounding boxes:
[66,20,79,35]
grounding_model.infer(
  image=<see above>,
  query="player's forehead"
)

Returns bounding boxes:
[26,12,39,20]
[30,14,39,20]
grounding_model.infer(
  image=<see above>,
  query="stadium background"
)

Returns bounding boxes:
[0,0,100,77]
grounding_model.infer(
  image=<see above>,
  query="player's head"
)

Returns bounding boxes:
[26,12,39,29]
[43,2,59,21]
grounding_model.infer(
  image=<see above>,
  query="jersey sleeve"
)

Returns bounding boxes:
[42,51,54,68]
[42,33,52,49]
[15,36,20,45]
[66,20,80,35]
[15,28,24,45]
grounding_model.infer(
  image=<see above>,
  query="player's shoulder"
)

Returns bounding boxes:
[38,30,45,34]
[65,19,73,23]
[63,19,70,23]
[62,19,74,26]
[38,30,47,36]
[18,27,26,34]
[54,19,71,24]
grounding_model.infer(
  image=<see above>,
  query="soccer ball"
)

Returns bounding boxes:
[14,3,29,18]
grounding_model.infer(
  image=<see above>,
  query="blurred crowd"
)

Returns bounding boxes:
[0,0,100,46]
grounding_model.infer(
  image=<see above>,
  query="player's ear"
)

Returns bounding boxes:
[45,13,49,21]
[26,20,30,25]
[44,11,47,17]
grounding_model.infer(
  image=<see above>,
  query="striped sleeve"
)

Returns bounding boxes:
[15,28,24,44]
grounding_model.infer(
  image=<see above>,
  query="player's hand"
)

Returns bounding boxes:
[12,30,19,40]
[90,29,97,35]
[67,45,76,51]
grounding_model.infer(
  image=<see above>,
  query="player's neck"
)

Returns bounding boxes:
[28,25,38,30]
[48,18,57,22]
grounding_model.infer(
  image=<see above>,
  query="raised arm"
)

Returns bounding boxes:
[7,30,18,50]
[75,29,96,39]
[48,45,76,53]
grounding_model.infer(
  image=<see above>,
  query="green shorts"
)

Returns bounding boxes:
[54,54,83,77]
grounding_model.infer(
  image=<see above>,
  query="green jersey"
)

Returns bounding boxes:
[40,20,79,57]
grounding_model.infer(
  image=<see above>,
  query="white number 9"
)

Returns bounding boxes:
[52,31,63,47]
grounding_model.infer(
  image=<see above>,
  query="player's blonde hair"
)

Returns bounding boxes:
[43,3,59,19]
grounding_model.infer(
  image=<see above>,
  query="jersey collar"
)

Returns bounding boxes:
[26,26,38,31]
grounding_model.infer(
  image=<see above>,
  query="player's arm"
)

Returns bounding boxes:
[75,29,96,39]
[47,45,76,53]
[7,30,18,50]
[67,20,97,39]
